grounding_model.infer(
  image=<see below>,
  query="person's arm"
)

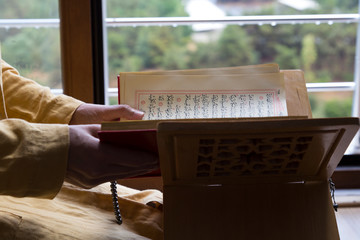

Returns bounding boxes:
[1,60,82,124]
[0,119,68,198]
[0,119,158,198]
[0,60,157,197]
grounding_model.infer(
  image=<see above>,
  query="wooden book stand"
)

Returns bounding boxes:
[156,70,359,240]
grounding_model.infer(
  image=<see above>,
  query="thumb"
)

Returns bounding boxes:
[71,124,100,139]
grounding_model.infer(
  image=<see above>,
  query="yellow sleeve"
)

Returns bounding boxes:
[0,60,82,198]
[1,60,83,124]
[0,119,69,198]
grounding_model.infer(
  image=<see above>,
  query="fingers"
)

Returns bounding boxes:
[104,105,144,121]
[67,125,158,189]
[70,103,144,124]
[69,124,100,139]
[83,124,100,138]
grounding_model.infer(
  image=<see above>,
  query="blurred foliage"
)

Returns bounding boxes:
[106,0,188,18]
[309,92,353,118]
[0,0,358,117]
[0,28,61,88]
[324,98,353,117]
[217,25,257,66]
[0,0,59,18]
[0,0,61,88]
[301,34,317,82]
[316,0,358,13]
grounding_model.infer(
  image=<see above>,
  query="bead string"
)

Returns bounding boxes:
[329,178,338,212]
[110,181,123,224]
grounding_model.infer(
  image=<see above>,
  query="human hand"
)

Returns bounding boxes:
[69,103,144,125]
[66,124,158,188]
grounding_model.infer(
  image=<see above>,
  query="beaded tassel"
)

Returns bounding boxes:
[110,181,123,224]
[329,178,338,212]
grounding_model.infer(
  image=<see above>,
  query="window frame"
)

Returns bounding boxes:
[59,0,95,103]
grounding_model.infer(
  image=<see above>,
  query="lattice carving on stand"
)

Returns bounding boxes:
[196,135,313,178]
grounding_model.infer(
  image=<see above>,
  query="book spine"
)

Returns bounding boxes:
[117,75,121,104]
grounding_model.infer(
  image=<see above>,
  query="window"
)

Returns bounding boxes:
[103,0,360,155]
[0,0,62,93]
[104,1,357,113]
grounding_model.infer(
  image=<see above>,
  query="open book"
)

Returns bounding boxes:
[99,63,311,177]
[117,63,288,120]
[101,63,311,131]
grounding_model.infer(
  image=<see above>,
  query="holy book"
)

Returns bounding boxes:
[117,63,288,121]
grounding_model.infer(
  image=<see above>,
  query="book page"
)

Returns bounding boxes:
[120,73,287,120]
[122,63,280,75]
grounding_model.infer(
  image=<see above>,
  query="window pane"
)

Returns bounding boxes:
[105,0,358,123]
[0,0,61,89]
[107,0,188,18]
[309,91,354,118]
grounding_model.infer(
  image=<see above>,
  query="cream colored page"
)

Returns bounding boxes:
[121,63,279,76]
[120,73,287,120]
[119,63,280,107]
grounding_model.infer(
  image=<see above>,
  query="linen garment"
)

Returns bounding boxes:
[0,59,83,198]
